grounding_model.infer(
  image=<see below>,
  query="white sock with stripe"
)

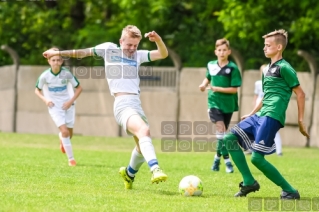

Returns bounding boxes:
[139,136,159,172]
[61,136,74,160]
[127,147,145,177]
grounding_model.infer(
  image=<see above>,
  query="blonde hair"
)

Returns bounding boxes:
[49,46,60,51]
[215,38,230,49]
[47,46,62,60]
[262,29,288,50]
[121,25,142,40]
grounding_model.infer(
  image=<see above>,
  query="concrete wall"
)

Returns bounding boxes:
[0,65,16,132]
[0,65,317,148]
[310,75,319,147]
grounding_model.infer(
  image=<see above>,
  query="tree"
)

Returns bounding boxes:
[217,0,319,70]
[0,0,318,71]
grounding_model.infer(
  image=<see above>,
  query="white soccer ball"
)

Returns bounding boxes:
[179,175,203,196]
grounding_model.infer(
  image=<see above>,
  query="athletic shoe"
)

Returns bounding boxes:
[68,159,76,166]
[151,167,167,184]
[234,180,260,197]
[225,162,234,173]
[211,158,220,171]
[119,167,134,189]
[280,190,300,199]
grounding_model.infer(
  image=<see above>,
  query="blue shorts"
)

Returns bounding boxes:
[230,114,282,155]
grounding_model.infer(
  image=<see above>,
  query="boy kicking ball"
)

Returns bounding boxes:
[223,29,309,199]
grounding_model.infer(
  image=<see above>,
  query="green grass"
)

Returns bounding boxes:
[0,132,319,212]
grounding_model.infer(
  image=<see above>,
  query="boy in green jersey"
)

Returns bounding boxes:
[224,29,309,199]
[199,38,242,173]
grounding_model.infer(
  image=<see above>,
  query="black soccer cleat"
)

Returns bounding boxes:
[234,180,260,197]
[280,190,300,200]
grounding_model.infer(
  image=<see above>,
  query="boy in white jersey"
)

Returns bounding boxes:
[35,47,82,166]
[42,25,168,189]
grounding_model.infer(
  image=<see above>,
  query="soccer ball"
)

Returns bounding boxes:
[179,175,203,196]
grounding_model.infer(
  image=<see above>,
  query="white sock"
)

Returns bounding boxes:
[61,136,74,160]
[224,158,231,163]
[215,155,221,160]
[274,132,282,154]
[139,136,159,172]
[127,147,145,177]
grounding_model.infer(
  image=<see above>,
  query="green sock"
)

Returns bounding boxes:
[224,133,255,185]
[217,139,229,156]
[251,152,296,193]
[216,139,222,157]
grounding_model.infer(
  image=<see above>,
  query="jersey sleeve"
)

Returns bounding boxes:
[137,50,151,64]
[70,76,80,88]
[280,65,300,88]
[205,69,211,81]
[68,73,80,88]
[92,42,113,58]
[35,74,46,90]
[254,81,259,95]
[230,66,242,87]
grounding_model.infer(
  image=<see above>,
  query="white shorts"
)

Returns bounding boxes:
[48,104,75,128]
[113,95,148,136]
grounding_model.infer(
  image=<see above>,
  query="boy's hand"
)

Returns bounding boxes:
[241,114,251,120]
[62,101,73,110]
[199,84,207,92]
[43,50,59,59]
[144,31,162,42]
[45,100,54,108]
[298,121,310,138]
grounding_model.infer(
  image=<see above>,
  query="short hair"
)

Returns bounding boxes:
[47,46,62,60]
[262,29,288,50]
[215,38,230,49]
[121,25,142,40]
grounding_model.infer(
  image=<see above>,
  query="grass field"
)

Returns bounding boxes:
[1,132,319,212]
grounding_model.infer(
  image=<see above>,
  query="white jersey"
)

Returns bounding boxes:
[36,67,79,107]
[92,42,150,96]
[254,80,263,106]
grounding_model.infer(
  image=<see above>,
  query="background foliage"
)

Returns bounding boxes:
[0,0,318,70]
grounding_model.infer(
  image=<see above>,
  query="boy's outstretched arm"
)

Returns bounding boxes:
[145,31,168,61]
[293,85,310,138]
[209,86,238,94]
[43,48,94,59]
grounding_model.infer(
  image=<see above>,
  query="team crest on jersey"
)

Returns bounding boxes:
[270,68,277,73]
[225,68,231,74]
[61,79,67,84]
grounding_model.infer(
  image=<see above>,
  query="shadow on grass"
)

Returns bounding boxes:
[76,163,109,168]
[156,190,180,196]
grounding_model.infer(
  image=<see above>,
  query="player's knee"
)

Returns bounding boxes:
[223,133,239,150]
[61,129,70,138]
[251,152,265,166]
[137,125,150,137]
[216,132,224,140]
